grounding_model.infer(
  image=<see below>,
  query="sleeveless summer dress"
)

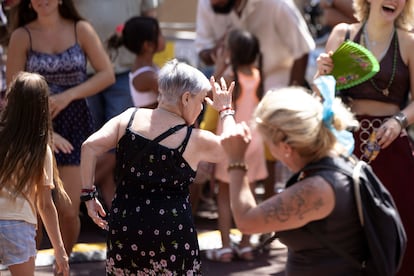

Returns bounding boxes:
[107,109,201,275]
[24,23,93,165]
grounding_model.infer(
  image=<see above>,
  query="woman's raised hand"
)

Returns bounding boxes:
[205,76,234,111]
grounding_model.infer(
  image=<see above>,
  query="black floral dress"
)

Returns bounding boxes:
[106,110,201,275]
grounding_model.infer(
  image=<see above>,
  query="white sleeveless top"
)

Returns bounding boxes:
[129,66,158,107]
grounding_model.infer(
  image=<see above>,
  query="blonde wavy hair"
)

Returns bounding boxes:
[353,0,414,31]
[254,87,358,161]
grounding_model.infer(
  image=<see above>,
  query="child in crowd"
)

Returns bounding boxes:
[107,16,165,109]
[6,0,115,255]
[206,29,268,262]
[0,72,70,276]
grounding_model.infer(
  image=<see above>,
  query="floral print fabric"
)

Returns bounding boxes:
[107,120,201,275]
[24,27,93,166]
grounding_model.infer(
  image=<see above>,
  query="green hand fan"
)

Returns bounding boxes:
[331,40,379,90]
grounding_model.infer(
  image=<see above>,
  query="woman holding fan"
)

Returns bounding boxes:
[316,0,414,274]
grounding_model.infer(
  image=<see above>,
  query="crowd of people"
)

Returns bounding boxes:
[0,0,413,275]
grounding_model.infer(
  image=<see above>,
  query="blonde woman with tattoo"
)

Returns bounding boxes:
[220,77,370,275]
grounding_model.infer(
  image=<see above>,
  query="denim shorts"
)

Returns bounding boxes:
[0,220,36,267]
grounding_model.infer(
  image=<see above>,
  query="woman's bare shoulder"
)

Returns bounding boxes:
[396,29,414,64]
[75,20,100,43]
[9,26,30,43]
[326,22,362,51]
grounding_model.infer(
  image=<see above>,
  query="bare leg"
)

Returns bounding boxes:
[203,180,234,262]
[35,215,44,249]
[56,165,81,255]
[8,256,35,276]
[237,181,255,261]
[217,181,232,249]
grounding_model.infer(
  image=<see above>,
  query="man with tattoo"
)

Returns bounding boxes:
[220,78,369,275]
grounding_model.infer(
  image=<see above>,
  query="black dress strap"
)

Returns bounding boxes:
[22,26,32,51]
[127,108,138,128]
[152,124,187,144]
[178,125,194,154]
[344,24,351,41]
[116,123,187,186]
[127,108,186,143]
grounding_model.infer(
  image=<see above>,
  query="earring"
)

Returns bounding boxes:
[58,0,63,4]
[28,2,32,9]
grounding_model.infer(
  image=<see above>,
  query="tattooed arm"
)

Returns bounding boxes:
[228,170,335,234]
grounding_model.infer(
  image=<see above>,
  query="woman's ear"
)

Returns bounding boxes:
[181,91,190,106]
[280,141,293,158]
[143,41,155,53]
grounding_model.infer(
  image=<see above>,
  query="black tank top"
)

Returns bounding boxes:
[277,156,367,276]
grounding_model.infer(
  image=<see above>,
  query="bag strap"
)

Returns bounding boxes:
[352,161,364,226]
[304,159,365,226]
[303,158,366,270]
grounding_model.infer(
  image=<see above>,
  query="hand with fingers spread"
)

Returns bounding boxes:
[205,76,234,111]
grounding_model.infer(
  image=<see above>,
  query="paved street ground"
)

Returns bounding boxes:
[0,197,287,276]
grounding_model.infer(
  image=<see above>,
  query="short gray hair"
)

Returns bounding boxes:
[158,59,211,103]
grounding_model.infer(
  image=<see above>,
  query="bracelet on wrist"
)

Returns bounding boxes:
[80,186,98,202]
[392,112,408,129]
[81,186,96,193]
[219,106,232,113]
[227,162,248,172]
[220,109,235,119]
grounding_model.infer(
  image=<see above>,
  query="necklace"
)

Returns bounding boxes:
[361,24,397,97]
